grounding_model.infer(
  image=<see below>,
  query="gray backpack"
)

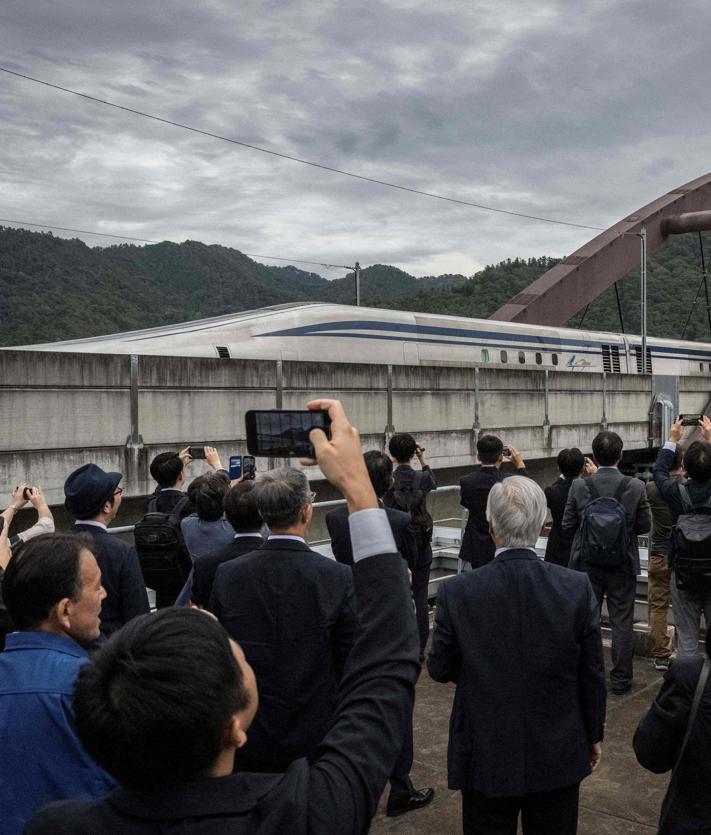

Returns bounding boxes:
[579,478,631,567]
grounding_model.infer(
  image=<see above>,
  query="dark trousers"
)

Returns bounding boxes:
[412,543,432,652]
[462,783,580,835]
[389,688,415,796]
[585,566,636,689]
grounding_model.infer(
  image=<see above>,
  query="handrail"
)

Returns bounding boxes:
[107,484,463,537]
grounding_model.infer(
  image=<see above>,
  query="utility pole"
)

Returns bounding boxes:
[640,228,648,373]
[354,261,361,306]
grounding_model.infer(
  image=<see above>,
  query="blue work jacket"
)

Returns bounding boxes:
[0,631,114,835]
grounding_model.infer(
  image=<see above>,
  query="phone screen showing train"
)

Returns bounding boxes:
[245,410,331,457]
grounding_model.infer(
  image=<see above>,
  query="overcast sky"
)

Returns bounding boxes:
[1,0,709,278]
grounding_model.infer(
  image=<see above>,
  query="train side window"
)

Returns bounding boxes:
[701,363,705,372]
[552,353,559,366]
[535,352,543,365]
[500,350,508,363]
[518,351,526,364]
[481,348,489,362]
[708,363,711,372]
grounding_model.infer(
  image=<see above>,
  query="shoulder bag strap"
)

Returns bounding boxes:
[659,657,711,831]
[612,476,631,503]
[678,483,693,513]
[586,479,600,501]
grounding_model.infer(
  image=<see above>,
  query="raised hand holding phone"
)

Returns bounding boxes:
[300,399,377,514]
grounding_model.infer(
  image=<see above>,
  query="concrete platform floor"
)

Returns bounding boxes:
[370,645,670,834]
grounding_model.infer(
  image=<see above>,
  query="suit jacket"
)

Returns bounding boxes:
[191,535,265,608]
[428,548,606,796]
[73,524,150,638]
[209,538,357,772]
[150,488,193,518]
[25,550,421,835]
[634,655,711,834]
[562,468,651,575]
[326,504,416,568]
[459,466,527,567]
[544,477,575,566]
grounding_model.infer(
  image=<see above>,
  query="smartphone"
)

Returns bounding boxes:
[679,414,703,426]
[502,447,511,457]
[229,455,242,480]
[243,455,256,480]
[187,446,207,459]
[245,410,331,457]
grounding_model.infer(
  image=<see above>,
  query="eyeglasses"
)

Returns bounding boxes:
[113,487,124,497]
[308,491,317,503]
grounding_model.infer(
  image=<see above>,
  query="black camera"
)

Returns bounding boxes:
[502,447,511,458]
[22,487,33,501]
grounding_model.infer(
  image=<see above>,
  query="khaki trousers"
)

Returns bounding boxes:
[648,552,672,659]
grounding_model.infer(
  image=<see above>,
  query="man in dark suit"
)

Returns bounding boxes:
[383,433,436,652]
[25,397,421,835]
[544,448,596,567]
[210,466,356,773]
[459,434,527,569]
[191,482,264,609]
[64,464,149,638]
[326,450,433,818]
[563,431,651,694]
[429,476,606,835]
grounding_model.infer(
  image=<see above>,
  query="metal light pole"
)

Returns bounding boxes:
[354,261,361,306]
[640,228,648,373]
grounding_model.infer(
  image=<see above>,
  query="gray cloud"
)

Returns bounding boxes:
[1,0,710,280]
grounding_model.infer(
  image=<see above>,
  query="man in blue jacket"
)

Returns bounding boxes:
[429,476,606,835]
[0,533,114,834]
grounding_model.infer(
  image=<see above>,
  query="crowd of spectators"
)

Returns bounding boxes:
[1,405,711,834]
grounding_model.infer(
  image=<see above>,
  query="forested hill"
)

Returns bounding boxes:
[1,225,710,347]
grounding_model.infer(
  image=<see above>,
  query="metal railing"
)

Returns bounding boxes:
[107,484,465,541]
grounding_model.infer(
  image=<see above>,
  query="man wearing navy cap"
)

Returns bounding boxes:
[64,464,149,638]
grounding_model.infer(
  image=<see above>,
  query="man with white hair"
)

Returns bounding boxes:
[428,477,606,835]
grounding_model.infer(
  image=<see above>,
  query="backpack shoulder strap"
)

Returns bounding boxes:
[172,496,190,517]
[678,483,693,512]
[586,479,600,501]
[147,496,158,513]
[612,476,631,503]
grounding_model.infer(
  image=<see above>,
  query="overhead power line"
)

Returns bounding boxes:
[0,218,354,271]
[0,66,605,232]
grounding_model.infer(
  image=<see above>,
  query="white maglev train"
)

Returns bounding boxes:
[12,301,711,376]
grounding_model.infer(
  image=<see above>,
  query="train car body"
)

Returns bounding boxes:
[9,301,711,377]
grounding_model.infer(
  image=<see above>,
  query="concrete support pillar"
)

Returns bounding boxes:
[384,364,395,448]
[124,354,145,491]
[543,370,552,450]
[601,372,609,431]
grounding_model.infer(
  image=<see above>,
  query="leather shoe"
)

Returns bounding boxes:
[386,787,435,817]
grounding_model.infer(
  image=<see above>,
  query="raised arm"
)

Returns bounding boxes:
[298,399,420,835]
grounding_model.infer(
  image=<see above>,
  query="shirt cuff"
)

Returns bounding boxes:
[348,508,398,563]
[663,441,677,451]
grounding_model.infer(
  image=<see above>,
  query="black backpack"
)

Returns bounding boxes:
[390,471,434,546]
[133,496,190,590]
[579,478,631,567]
[672,485,711,592]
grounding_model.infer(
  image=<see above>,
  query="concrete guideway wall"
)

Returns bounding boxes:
[0,350,670,505]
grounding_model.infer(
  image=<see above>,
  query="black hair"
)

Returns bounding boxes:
[73,607,250,792]
[477,434,504,465]
[389,433,417,463]
[364,450,393,498]
[194,472,230,522]
[150,452,184,488]
[591,431,623,467]
[223,482,263,533]
[557,448,585,479]
[684,441,711,482]
[2,534,89,629]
